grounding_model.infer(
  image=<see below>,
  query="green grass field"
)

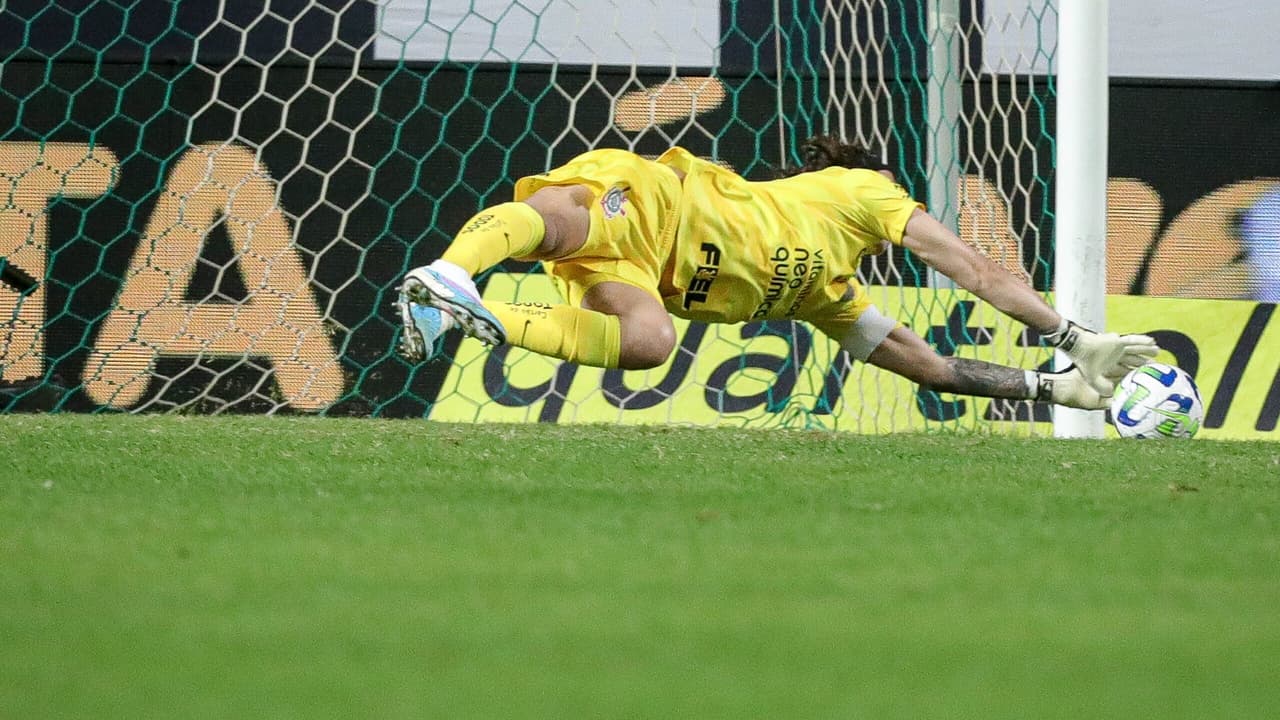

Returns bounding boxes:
[3,415,1279,719]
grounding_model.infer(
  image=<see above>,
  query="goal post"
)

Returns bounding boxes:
[926,0,962,242]
[1053,0,1110,439]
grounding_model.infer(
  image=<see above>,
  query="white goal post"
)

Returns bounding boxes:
[1053,0,1110,438]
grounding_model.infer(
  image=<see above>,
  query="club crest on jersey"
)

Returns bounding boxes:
[601,186,628,219]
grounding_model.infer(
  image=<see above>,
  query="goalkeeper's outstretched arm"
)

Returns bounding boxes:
[898,209,1159,394]
[864,326,1109,410]
[900,209,1060,333]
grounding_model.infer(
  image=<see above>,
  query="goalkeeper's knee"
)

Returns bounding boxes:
[616,315,677,370]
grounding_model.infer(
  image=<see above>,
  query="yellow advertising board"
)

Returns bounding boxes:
[429,273,1280,440]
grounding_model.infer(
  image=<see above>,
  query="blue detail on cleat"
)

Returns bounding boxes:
[412,304,447,351]
[396,296,451,362]
[399,267,506,346]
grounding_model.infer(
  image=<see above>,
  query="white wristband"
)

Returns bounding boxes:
[1024,370,1040,400]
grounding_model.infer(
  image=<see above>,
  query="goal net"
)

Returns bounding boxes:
[0,0,1057,433]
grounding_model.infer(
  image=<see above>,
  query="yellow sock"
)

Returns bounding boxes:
[441,202,546,276]
[486,302,622,368]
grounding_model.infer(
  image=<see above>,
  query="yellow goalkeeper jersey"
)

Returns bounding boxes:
[655,147,923,324]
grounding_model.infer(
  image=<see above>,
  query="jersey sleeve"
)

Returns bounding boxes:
[849,170,926,245]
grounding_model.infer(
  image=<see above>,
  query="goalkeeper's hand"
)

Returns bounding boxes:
[1044,320,1159,396]
[1036,365,1109,411]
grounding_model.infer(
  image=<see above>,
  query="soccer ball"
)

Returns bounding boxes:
[1109,363,1203,439]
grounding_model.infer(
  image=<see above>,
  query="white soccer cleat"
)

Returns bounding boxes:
[399,267,506,346]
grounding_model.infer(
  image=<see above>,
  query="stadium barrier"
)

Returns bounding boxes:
[436,274,1280,440]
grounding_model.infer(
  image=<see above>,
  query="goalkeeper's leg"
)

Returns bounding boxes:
[399,186,676,369]
[436,184,593,277]
[854,317,1108,410]
[400,280,674,369]
[488,281,675,370]
[398,186,594,358]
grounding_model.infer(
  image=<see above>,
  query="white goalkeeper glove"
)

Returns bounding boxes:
[1034,365,1108,411]
[1043,320,1159,396]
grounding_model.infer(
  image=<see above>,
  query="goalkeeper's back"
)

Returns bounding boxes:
[655,147,922,324]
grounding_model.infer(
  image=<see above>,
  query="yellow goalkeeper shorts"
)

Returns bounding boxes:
[513,149,682,305]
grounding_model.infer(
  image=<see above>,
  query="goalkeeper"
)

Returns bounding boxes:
[396,137,1157,409]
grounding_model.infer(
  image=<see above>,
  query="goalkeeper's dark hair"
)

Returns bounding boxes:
[781,135,892,177]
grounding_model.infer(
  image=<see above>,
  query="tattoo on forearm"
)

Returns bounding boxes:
[931,357,1032,400]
